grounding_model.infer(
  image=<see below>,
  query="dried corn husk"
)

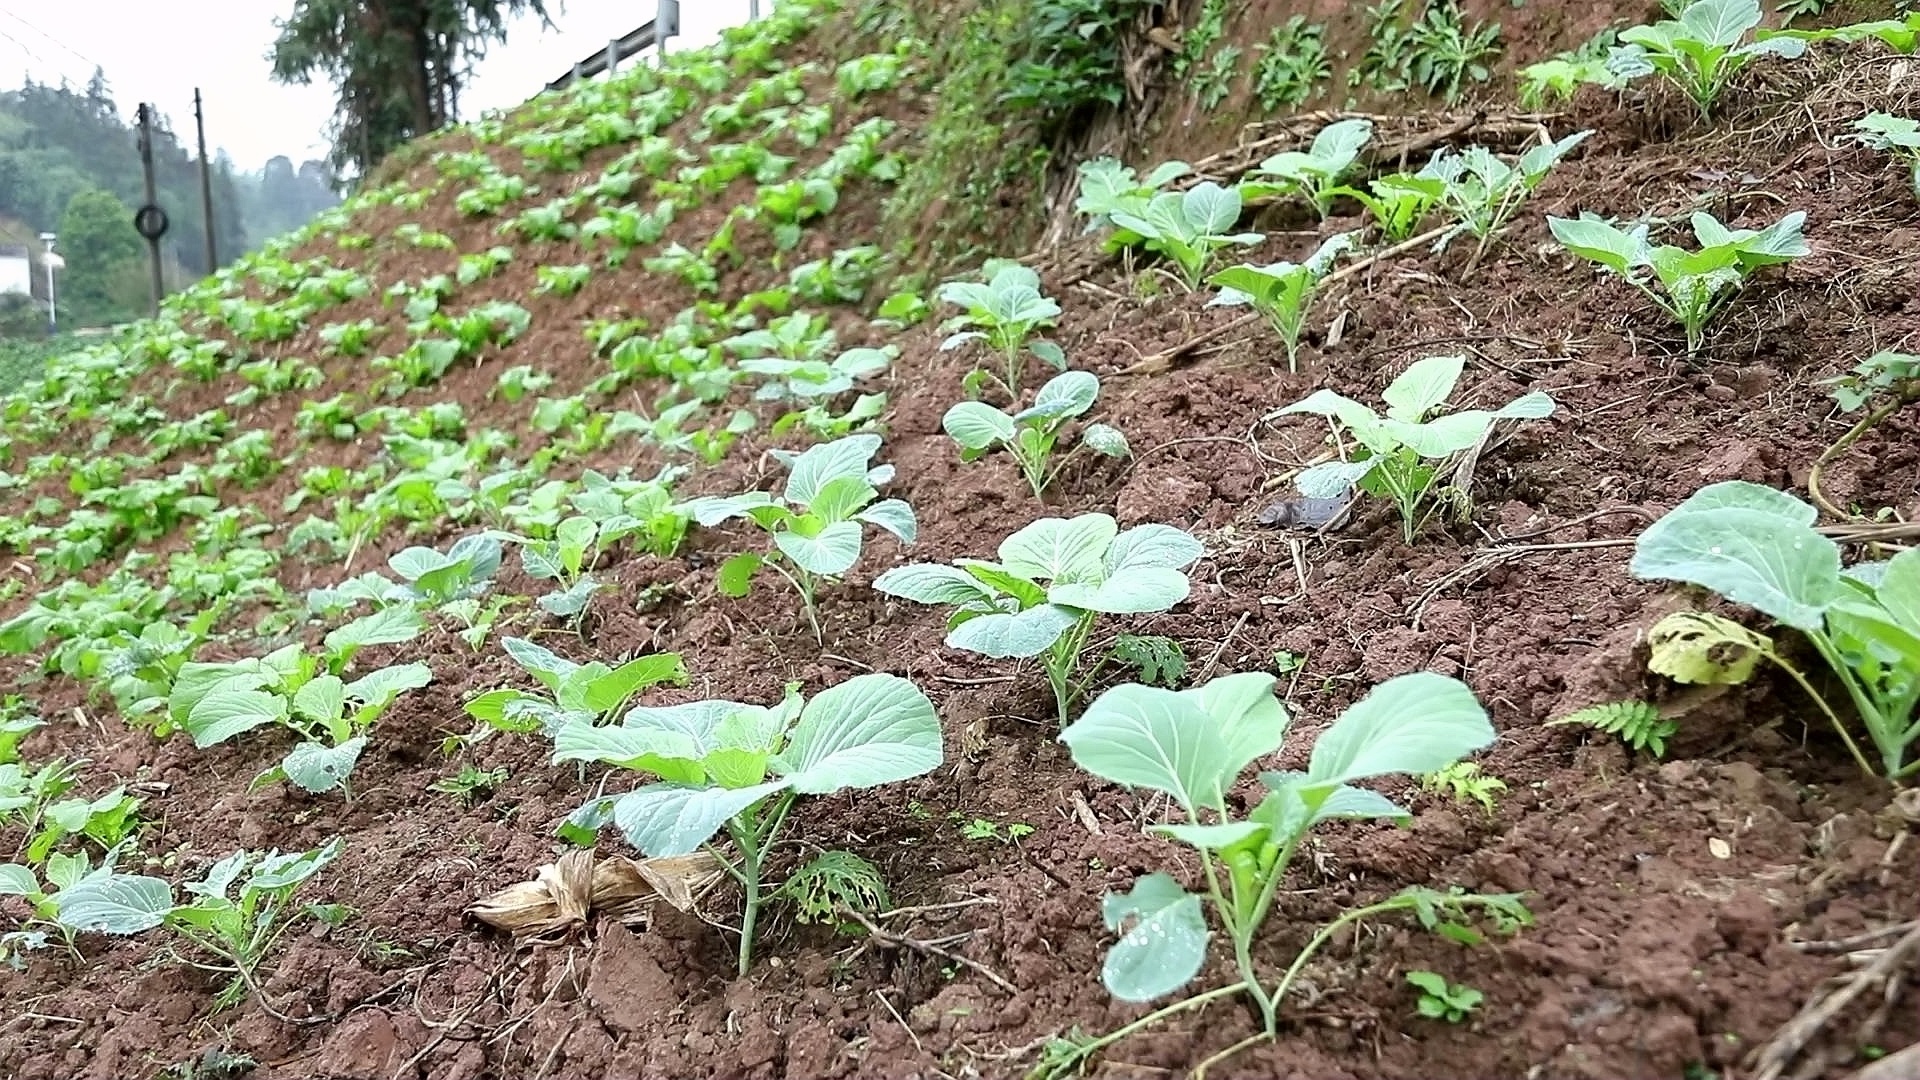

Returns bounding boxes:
[469,849,723,943]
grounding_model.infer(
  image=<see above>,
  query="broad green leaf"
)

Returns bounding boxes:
[1082,423,1131,458]
[247,838,344,891]
[946,604,1082,658]
[1548,215,1646,274]
[185,688,289,748]
[1382,355,1466,424]
[808,474,879,524]
[857,499,918,544]
[1306,673,1494,786]
[1879,548,1920,634]
[324,605,424,657]
[684,492,777,527]
[282,738,366,793]
[1182,182,1243,234]
[1192,672,1290,773]
[944,402,1015,450]
[1153,821,1265,849]
[718,552,763,597]
[1682,0,1761,47]
[1253,773,1414,843]
[874,564,997,606]
[582,653,688,714]
[538,578,600,618]
[785,434,882,507]
[0,863,40,897]
[1492,391,1557,420]
[780,673,942,793]
[1105,524,1204,575]
[55,874,174,935]
[1383,410,1495,458]
[1647,611,1769,685]
[344,662,433,707]
[1030,370,1100,418]
[999,515,1116,583]
[1277,387,1379,432]
[613,780,789,857]
[503,636,577,691]
[775,520,864,576]
[291,676,346,725]
[1631,483,1839,631]
[1101,873,1208,1002]
[1048,568,1190,614]
[1297,459,1377,499]
[552,722,704,778]
[1061,683,1238,811]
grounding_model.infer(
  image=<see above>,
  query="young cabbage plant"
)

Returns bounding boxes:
[937,259,1068,396]
[1279,355,1556,543]
[1075,157,1195,250]
[1631,480,1920,778]
[1107,182,1263,289]
[1239,118,1374,217]
[1207,231,1357,371]
[1848,112,1920,199]
[551,673,941,975]
[1042,671,1528,1078]
[1548,209,1808,354]
[47,838,343,1009]
[167,632,432,796]
[464,637,687,742]
[739,345,894,404]
[941,370,1131,498]
[873,514,1202,726]
[1423,131,1592,261]
[1606,0,1804,118]
[683,435,916,643]
[1325,173,1446,243]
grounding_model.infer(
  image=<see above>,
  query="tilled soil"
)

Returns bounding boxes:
[4,31,1920,1080]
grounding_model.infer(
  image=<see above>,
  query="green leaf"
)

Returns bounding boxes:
[184,688,289,748]
[1548,215,1646,275]
[1082,423,1131,457]
[785,434,882,507]
[943,402,1016,450]
[1061,683,1242,811]
[344,662,433,707]
[1382,355,1465,424]
[1306,673,1494,786]
[612,781,789,857]
[0,863,39,897]
[552,722,704,776]
[874,564,996,606]
[1048,569,1191,614]
[281,738,367,793]
[582,653,688,714]
[291,676,346,725]
[857,499,918,544]
[1630,481,1840,631]
[324,604,425,659]
[946,604,1082,659]
[502,636,578,691]
[1153,821,1265,849]
[775,520,864,576]
[1029,370,1099,419]
[1101,873,1209,1002]
[780,673,942,793]
[718,552,762,597]
[55,874,174,935]
[999,515,1116,583]
[1105,524,1204,575]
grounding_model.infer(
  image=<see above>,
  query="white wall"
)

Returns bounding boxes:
[0,255,31,297]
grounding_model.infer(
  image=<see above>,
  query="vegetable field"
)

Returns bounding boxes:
[2,2,1918,1078]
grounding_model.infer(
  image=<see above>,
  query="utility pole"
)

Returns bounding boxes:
[193,89,217,270]
[658,0,679,60]
[134,104,166,316]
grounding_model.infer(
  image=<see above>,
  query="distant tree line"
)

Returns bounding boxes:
[0,71,340,331]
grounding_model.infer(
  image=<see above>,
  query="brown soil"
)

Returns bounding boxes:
[4,8,1919,1080]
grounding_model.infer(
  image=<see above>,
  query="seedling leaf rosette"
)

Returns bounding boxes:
[942,370,1131,497]
[1040,670,1529,1076]
[876,513,1203,726]
[1631,480,1920,777]
[551,672,942,974]
[1280,355,1556,542]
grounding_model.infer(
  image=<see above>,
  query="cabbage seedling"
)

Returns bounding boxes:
[1207,232,1357,371]
[1108,182,1263,289]
[167,636,432,795]
[941,370,1131,497]
[1324,173,1446,242]
[1279,355,1555,543]
[1423,131,1591,261]
[1239,117,1373,218]
[1631,480,1920,777]
[1548,209,1807,354]
[464,637,687,740]
[874,514,1201,725]
[1042,672,1528,1076]
[1075,157,1194,250]
[739,345,894,403]
[551,673,942,974]
[1848,112,1920,199]
[937,259,1068,396]
[1606,0,1804,118]
[684,434,917,643]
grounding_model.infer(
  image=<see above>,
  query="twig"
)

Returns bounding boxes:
[1809,384,1920,522]
[1748,921,1920,1080]
[394,971,498,1079]
[873,990,925,1055]
[1196,611,1250,683]
[1790,921,1920,955]
[835,906,1018,996]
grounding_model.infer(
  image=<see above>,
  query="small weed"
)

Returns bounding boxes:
[1194,45,1244,111]
[1253,17,1331,110]
[960,817,1035,844]
[429,764,508,806]
[1407,970,1482,1022]
[1421,761,1507,815]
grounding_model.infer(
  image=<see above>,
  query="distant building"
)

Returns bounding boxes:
[0,246,28,297]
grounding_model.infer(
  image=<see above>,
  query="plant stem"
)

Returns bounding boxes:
[1044,616,1094,726]
[729,793,796,977]
[1059,982,1248,1074]
[764,557,824,644]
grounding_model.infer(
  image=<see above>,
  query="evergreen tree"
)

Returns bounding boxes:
[57,189,145,326]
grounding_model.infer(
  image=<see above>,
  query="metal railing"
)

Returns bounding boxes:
[545,0,683,93]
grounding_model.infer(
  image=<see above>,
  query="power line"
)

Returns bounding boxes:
[0,7,103,75]
[0,26,93,89]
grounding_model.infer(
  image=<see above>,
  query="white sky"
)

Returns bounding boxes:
[0,1,760,173]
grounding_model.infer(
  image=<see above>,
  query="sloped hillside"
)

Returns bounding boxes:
[2,2,1919,1079]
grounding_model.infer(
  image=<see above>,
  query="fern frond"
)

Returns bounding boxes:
[777,850,889,925]
[1549,700,1676,757]
[1110,634,1187,688]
